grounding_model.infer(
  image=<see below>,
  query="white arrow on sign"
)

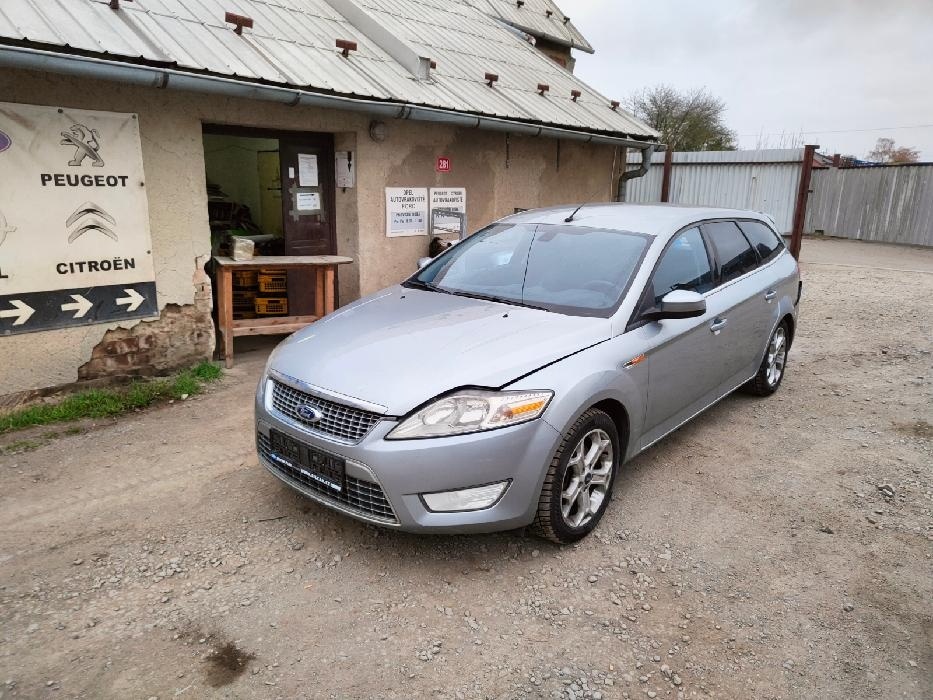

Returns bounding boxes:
[116,288,145,312]
[61,294,93,319]
[0,299,35,326]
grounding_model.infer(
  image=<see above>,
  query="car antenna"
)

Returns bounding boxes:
[564,204,585,222]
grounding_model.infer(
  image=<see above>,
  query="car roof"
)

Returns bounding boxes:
[500,203,775,238]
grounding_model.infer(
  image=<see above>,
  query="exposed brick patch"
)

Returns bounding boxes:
[78,302,214,381]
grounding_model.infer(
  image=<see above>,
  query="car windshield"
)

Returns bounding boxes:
[408,223,651,317]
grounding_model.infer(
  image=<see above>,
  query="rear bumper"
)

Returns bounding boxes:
[255,380,563,534]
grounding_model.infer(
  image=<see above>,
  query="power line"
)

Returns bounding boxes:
[739,123,933,137]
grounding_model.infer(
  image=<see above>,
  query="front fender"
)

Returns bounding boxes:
[504,335,649,462]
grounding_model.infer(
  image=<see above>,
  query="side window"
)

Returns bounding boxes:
[738,220,785,263]
[704,221,758,284]
[648,227,714,305]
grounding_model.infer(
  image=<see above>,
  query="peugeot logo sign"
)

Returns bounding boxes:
[296,403,324,423]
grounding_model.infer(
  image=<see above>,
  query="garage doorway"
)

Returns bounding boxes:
[202,125,337,318]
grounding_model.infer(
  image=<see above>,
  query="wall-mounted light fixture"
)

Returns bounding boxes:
[571,89,582,102]
[485,73,499,87]
[537,83,550,96]
[610,100,620,111]
[369,120,387,143]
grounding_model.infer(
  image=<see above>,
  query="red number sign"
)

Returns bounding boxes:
[436,156,451,173]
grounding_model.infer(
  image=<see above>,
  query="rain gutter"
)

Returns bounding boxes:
[0,45,658,151]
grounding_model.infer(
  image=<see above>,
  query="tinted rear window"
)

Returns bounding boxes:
[738,220,785,262]
[704,221,759,284]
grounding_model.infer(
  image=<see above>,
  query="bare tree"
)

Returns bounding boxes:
[866,137,920,164]
[628,85,737,151]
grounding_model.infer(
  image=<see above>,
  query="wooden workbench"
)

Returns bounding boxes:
[213,255,353,368]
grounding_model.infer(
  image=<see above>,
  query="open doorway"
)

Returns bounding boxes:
[201,125,336,319]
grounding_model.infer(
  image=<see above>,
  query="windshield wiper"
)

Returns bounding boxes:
[450,290,550,312]
[404,279,451,294]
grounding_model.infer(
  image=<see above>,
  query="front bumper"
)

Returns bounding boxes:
[254,381,563,533]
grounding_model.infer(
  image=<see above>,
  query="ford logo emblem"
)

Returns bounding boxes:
[296,404,324,423]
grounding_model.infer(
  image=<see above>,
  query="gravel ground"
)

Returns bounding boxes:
[1,237,931,700]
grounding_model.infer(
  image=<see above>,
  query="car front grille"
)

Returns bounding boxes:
[270,379,383,443]
[257,432,397,524]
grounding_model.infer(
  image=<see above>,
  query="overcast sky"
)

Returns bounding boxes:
[570,0,933,159]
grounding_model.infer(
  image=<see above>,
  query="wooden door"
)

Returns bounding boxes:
[279,136,337,315]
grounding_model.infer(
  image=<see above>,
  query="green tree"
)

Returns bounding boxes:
[629,85,737,151]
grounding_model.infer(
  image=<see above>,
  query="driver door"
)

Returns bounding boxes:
[631,227,724,448]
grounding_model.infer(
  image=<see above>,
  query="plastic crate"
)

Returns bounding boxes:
[233,289,257,305]
[258,272,287,293]
[255,297,288,316]
[233,270,258,288]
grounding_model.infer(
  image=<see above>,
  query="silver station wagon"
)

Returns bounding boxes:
[256,204,800,543]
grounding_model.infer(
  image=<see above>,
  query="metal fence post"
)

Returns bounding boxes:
[660,148,673,202]
[790,144,819,259]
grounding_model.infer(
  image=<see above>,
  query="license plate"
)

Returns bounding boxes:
[268,430,345,492]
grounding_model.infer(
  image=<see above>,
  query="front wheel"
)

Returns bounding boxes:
[744,320,789,396]
[531,408,620,544]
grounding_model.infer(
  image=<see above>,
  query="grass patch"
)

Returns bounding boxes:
[0,361,222,434]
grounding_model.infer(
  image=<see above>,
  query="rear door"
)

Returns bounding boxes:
[279,136,336,315]
[701,221,767,390]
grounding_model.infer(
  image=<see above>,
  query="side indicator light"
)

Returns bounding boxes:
[623,354,646,369]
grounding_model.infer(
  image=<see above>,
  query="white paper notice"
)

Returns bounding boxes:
[429,188,467,236]
[298,154,319,187]
[385,188,428,237]
[296,191,321,211]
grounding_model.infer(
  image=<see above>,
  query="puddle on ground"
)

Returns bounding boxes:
[205,640,256,687]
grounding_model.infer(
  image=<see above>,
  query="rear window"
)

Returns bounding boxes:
[704,221,759,284]
[738,220,785,262]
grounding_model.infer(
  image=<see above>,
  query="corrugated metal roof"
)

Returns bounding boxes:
[0,0,654,139]
[464,0,593,53]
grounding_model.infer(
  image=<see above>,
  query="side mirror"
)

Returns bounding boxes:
[417,257,433,269]
[644,289,706,321]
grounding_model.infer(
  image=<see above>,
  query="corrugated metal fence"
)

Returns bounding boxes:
[805,164,933,247]
[625,149,804,233]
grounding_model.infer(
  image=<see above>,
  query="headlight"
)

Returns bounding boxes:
[386,390,553,440]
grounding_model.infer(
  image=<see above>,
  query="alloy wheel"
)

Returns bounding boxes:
[560,428,614,528]
[766,326,787,387]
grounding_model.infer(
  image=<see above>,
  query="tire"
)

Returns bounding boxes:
[744,320,790,396]
[531,408,620,544]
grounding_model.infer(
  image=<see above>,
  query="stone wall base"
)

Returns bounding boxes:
[78,302,215,381]
[0,302,215,412]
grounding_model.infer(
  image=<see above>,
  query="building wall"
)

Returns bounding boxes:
[0,67,621,400]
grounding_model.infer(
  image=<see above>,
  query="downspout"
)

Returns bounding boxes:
[0,46,657,150]
[616,144,658,202]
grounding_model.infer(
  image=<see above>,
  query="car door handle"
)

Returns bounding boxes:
[764,289,777,302]
[710,317,728,334]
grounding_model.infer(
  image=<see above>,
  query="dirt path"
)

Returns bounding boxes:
[1,238,931,700]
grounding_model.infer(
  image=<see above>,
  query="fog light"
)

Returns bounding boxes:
[421,481,510,513]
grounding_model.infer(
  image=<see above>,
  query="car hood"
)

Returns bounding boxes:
[268,286,610,416]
